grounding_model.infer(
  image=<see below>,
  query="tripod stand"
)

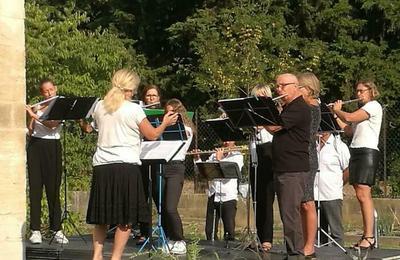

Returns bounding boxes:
[218,96,281,252]
[49,121,87,245]
[139,163,169,252]
[235,133,261,251]
[39,97,98,246]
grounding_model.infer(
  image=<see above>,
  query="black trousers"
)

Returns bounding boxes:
[27,137,62,231]
[205,195,237,240]
[158,162,185,241]
[275,171,307,256]
[139,163,161,237]
[250,143,275,243]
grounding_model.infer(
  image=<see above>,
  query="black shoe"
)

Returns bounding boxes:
[305,252,317,259]
[352,236,375,250]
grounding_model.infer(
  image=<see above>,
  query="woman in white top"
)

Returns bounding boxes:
[84,69,177,260]
[251,84,275,252]
[332,80,382,250]
[159,98,194,255]
[25,79,69,245]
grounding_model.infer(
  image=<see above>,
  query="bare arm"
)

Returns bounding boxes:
[139,111,178,140]
[332,100,369,124]
[335,117,353,137]
[263,125,283,134]
[342,167,349,185]
[78,119,94,133]
[25,105,61,129]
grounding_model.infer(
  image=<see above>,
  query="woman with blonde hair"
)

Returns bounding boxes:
[84,69,178,260]
[332,80,382,251]
[297,72,321,258]
[159,98,194,255]
[251,84,275,251]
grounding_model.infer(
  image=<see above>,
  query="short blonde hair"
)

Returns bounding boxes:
[103,69,140,113]
[355,80,380,99]
[251,84,272,97]
[297,72,320,98]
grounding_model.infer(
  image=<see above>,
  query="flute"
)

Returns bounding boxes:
[327,98,360,107]
[187,145,248,155]
[272,94,288,101]
[29,95,59,108]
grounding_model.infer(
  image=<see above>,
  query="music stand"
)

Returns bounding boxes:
[39,96,99,246]
[315,103,347,254]
[138,115,187,254]
[205,118,246,142]
[218,96,281,252]
[196,161,241,247]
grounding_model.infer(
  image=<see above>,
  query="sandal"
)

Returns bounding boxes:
[352,236,375,250]
[261,242,272,252]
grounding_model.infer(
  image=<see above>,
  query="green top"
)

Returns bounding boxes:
[144,108,194,119]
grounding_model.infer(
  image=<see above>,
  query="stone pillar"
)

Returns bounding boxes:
[0,1,26,259]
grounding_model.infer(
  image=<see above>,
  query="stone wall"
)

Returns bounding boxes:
[71,183,400,237]
[0,1,26,259]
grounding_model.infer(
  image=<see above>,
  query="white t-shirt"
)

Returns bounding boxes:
[31,110,62,139]
[92,100,146,166]
[171,126,193,161]
[350,100,382,150]
[256,128,273,144]
[201,151,244,202]
[314,135,350,201]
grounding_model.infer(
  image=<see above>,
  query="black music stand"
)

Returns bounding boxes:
[218,96,281,252]
[319,103,342,133]
[39,96,99,246]
[196,161,241,247]
[138,115,187,254]
[205,118,246,142]
[315,103,347,254]
[218,96,282,128]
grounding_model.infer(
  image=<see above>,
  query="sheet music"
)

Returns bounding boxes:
[140,140,185,162]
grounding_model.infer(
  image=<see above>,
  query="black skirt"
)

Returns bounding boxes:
[86,163,150,225]
[349,148,380,186]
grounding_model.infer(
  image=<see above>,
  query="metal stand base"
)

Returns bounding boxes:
[50,122,86,246]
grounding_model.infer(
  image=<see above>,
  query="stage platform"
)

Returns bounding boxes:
[26,235,400,259]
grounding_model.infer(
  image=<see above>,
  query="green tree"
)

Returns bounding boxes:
[26,1,151,190]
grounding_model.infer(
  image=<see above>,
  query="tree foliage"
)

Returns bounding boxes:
[25,0,400,195]
[26,1,151,191]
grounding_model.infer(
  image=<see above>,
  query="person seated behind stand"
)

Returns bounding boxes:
[194,141,244,241]
[314,132,350,246]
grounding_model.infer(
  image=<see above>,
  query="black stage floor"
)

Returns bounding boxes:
[26,235,400,259]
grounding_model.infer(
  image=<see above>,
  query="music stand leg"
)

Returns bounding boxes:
[50,122,86,246]
[139,164,169,253]
[211,208,216,242]
[235,134,261,251]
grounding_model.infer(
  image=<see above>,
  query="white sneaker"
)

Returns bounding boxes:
[170,240,186,255]
[54,230,69,244]
[29,230,42,244]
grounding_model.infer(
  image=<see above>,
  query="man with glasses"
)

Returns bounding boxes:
[265,73,311,259]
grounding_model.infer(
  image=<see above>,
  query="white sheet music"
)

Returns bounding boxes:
[140,140,185,162]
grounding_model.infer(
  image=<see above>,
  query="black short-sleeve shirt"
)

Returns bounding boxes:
[272,96,311,173]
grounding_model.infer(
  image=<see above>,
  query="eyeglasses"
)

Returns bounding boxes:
[276,82,296,88]
[145,94,159,98]
[355,88,370,94]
